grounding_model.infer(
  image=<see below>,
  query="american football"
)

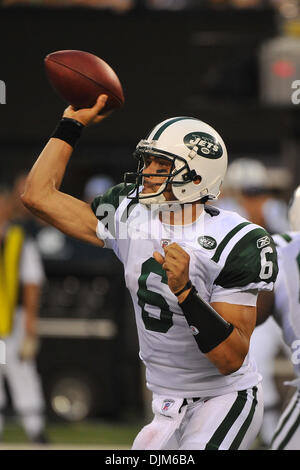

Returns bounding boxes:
[44,50,124,112]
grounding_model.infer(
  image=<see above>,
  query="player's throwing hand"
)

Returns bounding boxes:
[63,94,109,127]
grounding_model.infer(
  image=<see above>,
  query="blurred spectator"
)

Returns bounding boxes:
[83,174,115,203]
[1,0,135,12]
[11,173,28,220]
[249,317,285,448]
[0,0,290,8]
[145,0,195,9]
[10,171,44,237]
[216,157,291,448]
[0,185,48,444]
[229,0,266,7]
[218,157,290,234]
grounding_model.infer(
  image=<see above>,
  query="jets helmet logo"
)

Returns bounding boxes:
[184,132,223,159]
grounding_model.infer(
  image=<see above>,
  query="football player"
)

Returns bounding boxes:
[257,185,300,450]
[21,95,278,450]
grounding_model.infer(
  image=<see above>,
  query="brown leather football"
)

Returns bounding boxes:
[44,50,124,112]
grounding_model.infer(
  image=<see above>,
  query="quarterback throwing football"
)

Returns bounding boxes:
[22,95,278,450]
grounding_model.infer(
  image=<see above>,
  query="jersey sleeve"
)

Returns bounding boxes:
[90,183,122,250]
[211,227,278,304]
[91,183,134,252]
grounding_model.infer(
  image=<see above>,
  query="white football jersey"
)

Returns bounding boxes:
[273,233,300,379]
[272,232,300,248]
[92,184,278,397]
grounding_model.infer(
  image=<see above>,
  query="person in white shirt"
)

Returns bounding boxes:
[0,185,47,443]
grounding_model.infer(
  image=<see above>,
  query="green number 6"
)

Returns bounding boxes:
[137,257,173,333]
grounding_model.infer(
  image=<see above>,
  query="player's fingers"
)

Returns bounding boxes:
[164,249,178,261]
[94,94,108,113]
[164,243,189,261]
[63,105,76,117]
[162,258,178,272]
[153,251,165,265]
[162,261,170,271]
[164,242,186,254]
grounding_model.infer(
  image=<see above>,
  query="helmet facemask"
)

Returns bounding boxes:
[124,140,200,205]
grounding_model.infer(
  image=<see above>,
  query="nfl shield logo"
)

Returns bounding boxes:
[161,239,171,248]
[162,399,175,412]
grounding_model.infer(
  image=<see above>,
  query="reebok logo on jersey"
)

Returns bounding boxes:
[198,236,217,250]
[257,236,271,249]
[184,132,223,159]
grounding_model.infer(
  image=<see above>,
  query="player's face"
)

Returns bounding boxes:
[141,155,174,199]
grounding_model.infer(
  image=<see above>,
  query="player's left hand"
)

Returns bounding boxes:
[153,243,190,295]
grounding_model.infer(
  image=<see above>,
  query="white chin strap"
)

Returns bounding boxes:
[138,185,218,206]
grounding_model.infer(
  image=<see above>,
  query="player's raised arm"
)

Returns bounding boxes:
[21,95,109,247]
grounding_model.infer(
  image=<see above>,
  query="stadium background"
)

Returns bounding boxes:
[0,0,300,450]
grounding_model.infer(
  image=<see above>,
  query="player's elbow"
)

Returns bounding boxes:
[21,185,48,215]
[21,190,39,212]
[218,357,244,376]
[215,350,246,376]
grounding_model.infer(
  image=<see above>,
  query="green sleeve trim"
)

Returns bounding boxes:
[91,183,134,216]
[214,228,278,288]
[211,222,251,263]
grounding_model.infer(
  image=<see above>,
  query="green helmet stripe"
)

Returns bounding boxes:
[152,116,195,140]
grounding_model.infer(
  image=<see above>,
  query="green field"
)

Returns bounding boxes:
[1,419,142,448]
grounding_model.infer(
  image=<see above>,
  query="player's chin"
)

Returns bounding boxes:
[142,182,161,194]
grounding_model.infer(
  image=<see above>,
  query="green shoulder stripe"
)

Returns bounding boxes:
[212,222,251,263]
[214,228,278,289]
[279,233,293,244]
[91,183,134,216]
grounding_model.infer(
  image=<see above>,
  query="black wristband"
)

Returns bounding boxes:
[179,285,234,353]
[174,280,192,297]
[51,118,84,148]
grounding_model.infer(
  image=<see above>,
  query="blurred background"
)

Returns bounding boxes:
[0,0,300,450]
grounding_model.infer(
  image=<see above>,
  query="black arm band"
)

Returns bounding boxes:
[51,118,84,148]
[174,280,192,297]
[179,285,234,353]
